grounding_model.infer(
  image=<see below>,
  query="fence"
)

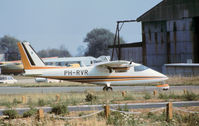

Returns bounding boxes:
[0,95,199,122]
[38,102,199,122]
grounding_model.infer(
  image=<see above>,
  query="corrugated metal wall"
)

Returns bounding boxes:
[121,47,142,63]
[166,18,193,63]
[142,21,168,71]
[142,18,194,72]
[112,47,142,64]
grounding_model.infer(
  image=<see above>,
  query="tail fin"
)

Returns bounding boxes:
[17,42,45,69]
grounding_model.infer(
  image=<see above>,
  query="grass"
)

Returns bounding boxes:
[1,106,199,126]
[166,75,199,86]
[158,91,199,101]
[0,90,198,109]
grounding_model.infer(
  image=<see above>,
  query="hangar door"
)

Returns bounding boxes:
[193,17,199,63]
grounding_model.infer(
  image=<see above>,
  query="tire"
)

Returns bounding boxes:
[106,87,113,91]
[103,86,107,91]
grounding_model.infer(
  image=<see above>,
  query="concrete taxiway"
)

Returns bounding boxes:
[0,86,198,94]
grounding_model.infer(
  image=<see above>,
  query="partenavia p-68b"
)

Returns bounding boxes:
[17,42,168,91]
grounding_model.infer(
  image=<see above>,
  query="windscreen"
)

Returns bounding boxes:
[134,65,148,72]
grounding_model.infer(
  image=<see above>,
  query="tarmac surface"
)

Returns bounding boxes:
[0,86,198,94]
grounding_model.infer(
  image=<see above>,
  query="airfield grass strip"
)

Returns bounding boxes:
[0,90,198,109]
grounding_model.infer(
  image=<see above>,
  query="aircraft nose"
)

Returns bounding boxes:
[158,72,168,80]
[150,68,168,80]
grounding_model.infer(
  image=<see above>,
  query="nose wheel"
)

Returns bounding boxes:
[103,86,113,91]
[103,83,113,91]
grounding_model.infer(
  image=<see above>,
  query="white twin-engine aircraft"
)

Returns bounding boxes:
[17,42,168,91]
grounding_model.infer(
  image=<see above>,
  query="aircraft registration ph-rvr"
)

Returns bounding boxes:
[17,42,168,91]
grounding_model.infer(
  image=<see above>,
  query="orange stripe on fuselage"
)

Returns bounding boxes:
[74,78,164,82]
[43,76,166,83]
[45,76,166,79]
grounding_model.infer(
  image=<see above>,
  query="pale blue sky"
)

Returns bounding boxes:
[0,0,162,56]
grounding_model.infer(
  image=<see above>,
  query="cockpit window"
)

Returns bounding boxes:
[134,65,148,72]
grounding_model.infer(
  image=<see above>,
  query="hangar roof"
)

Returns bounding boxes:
[137,0,199,22]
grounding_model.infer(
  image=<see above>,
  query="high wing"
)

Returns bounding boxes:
[95,60,133,72]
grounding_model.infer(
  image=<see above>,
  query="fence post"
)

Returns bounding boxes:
[38,109,44,121]
[183,89,187,94]
[153,90,157,96]
[22,96,26,104]
[166,102,173,121]
[104,105,110,118]
[56,94,60,102]
[122,91,126,97]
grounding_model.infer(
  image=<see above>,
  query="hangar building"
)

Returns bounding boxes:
[112,0,199,73]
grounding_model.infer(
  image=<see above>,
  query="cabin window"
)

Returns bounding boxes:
[45,62,53,66]
[134,65,148,72]
[60,62,65,66]
[55,62,62,66]
[0,77,6,80]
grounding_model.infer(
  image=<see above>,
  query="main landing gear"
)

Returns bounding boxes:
[103,83,113,91]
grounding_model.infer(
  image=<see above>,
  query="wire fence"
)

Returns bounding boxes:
[174,107,199,114]
[53,110,104,120]
[50,105,199,120]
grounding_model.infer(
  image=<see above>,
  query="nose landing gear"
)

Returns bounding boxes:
[156,83,169,91]
[103,83,113,91]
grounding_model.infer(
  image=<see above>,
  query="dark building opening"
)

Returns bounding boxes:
[193,17,199,63]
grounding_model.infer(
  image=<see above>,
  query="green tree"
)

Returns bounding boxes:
[0,35,20,61]
[38,45,71,58]
[84,28,125,57]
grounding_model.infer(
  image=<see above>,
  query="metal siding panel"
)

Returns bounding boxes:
[184,31,192,41]
[175,67,184,75]
[194,67,199,75]
[169,31,174,42]
[176,31,184,42]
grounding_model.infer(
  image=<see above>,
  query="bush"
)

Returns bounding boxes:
[158,93,169,99]
[27,98,34,106]
[85,93,96,102]
[0,119,7,125]
[51,103,68,115]
[158,93,181,99]
[123,95,135,101]
[107,111,136,126]
[144,93,151,100]
[3,109,18,119]
[38,99,46,106]
[183,113,199,125]
[12,98,21,106]
[117,104,129,112]
[78,112,85,117]
[0,102,12,108]
[147,111,166,122]
[183,91,198,101]
[23,107,37,117]
[174,112,199,125]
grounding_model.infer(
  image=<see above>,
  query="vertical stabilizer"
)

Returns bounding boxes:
[17,42,45,69]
